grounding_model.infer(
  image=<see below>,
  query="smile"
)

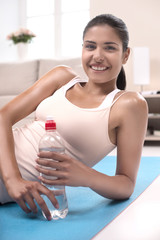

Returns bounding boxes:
[90,66,109,71]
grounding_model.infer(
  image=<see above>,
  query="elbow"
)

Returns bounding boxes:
[114,190,133,201]
[0,108,13,127]
[112,177,135,201]
[122,181,135,200]
[0,109,4,122]
[112,188,134,201]
[121,188,134,200]
[0,109,6,126]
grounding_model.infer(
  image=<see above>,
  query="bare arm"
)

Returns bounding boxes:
[0,66,76,219]
[88,92,148,199]
[37,92,148,200]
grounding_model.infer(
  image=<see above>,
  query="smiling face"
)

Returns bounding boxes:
[82,24,129,85]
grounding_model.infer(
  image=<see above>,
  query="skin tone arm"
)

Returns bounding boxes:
[0,66,76,220]
[36,92,148,200]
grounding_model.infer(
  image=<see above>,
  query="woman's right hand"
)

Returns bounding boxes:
[6,177,59,221]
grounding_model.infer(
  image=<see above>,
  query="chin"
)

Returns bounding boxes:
[90,77,111,84]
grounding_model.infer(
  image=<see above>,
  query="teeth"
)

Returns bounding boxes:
[91,66,107,71]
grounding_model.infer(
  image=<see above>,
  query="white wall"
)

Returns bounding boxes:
[0,0,20,62]
[90,0,160,91]
[0,0,159,92]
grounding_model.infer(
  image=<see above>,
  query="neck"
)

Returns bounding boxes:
[82,80,117,96]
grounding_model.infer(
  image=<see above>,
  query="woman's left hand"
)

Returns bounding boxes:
[36,151,93,187]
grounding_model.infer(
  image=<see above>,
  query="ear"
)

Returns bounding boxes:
[122,47,130,64]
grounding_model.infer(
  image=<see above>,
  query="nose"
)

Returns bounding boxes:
[93,48,104,62]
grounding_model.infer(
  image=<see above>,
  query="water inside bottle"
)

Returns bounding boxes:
[39,147,68,220]
[39,147,65,153]
[42,187,68,220]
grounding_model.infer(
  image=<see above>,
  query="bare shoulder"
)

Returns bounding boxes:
[111,91,148,129]
[117,91,148,115]
[52,65,77,77]
[38,65,77,90]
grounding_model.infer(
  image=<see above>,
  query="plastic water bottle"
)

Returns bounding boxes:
[39,116,68,220]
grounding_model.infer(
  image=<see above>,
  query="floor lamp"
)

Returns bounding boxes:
[133,47,150,93]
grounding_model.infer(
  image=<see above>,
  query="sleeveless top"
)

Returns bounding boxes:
[0,76,126,203]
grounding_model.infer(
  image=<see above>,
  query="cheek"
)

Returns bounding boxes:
[81,51,90,68]
[111,56,124,76]
[112,53,124,67]
[82,49,89,60]
[115,60,123,73]
[81,53,88,74]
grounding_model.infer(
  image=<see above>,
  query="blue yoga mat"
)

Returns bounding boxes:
[0,156,160,240]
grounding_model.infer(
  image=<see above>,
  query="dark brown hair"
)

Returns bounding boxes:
[83,14,129,90]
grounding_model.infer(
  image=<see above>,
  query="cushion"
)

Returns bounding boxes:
[0,60,39,95]
[38,58,87,80]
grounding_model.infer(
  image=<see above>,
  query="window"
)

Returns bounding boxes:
[26,0,90,59]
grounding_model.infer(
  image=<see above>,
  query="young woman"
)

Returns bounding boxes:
[0,14,148,221]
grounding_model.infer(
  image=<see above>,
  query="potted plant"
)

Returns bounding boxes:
[7,28,36,44]
[7,28,36,60]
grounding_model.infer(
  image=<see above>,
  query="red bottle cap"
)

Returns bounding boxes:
[45,116,56,130]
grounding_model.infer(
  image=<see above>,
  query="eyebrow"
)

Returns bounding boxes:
[84,40,119,46]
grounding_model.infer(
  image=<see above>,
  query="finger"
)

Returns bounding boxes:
[16,198,32,214]
[35,185,59,220]
[36,159,60,169]
[23,195,38,214]
[38,151,66,162]
[36,165,64,181]
[32,191,52,220]
[36,164,59,176]
[38,175,66,186]
[44,188,59,209]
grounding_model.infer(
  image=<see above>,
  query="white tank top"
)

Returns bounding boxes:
[35,77,125,167]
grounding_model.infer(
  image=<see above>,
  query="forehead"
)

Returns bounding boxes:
[84,24,122,44]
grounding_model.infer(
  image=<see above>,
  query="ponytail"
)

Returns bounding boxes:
[116,67,126,90]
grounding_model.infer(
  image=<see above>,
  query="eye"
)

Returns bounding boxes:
[105,45,117,51]
[84,44,96,50]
